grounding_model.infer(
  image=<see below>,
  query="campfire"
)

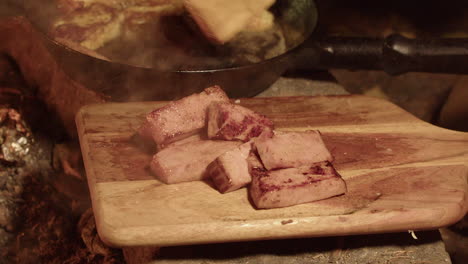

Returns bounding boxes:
[0,43,123,263]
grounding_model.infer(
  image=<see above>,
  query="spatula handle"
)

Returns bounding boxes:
[297,34,468,75]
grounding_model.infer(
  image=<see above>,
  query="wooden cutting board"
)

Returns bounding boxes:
[76,95,468,247]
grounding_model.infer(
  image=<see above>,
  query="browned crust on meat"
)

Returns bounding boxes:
[206,159,232,193]
[249,162,347,209]
[208,102,274,142]
[146,86,229,146]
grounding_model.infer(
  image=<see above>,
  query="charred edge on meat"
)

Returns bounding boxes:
[207,159,233,193]
[214,111,273,141]
[252,164,341,194]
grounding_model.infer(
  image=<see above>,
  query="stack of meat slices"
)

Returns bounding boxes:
[138,86,347,209]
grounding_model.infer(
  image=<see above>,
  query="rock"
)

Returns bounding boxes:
[0,228,12,248]
[0,202,11,227]
[330,70,456,122]
[438,76,468,132]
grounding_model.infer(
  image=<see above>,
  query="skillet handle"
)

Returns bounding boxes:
[296,34,468,75]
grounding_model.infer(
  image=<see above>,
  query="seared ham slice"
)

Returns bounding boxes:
[207,102,273,142]
[150,139,241,184]
[207,142,253,193]
[142,86,229,149]
[250,162,346,209]
[254,130,333,170]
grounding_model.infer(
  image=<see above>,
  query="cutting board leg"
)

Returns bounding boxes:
[123,247,160,264]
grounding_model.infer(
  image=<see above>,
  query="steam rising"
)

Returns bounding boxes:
[45,0,289,70]
[19,0,313,101]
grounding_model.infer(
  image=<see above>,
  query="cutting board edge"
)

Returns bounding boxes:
[76,115,109,237]
[93,203,466,248]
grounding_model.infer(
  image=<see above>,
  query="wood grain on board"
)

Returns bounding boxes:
[76,95,468,247]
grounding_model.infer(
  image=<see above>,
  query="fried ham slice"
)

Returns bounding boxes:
[51,3,124,50]
[52,0,184,51]
[249,162,346,209]
[206,141,253,193]
[56,0,181,13]
[207,102,274,142]
[140,86,229,149]
[254,130,333,170]
[150,139,241,184]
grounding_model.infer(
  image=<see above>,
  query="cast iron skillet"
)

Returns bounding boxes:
[20,0,468,101]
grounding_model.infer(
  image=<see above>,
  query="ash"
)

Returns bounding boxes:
[0,108,34,249]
